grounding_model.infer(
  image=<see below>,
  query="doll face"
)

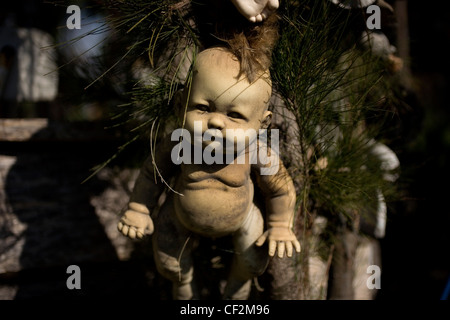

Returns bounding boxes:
[181,48,272,153]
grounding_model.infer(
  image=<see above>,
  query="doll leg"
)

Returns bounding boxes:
[223,204,269,299]
[152,195,197,300]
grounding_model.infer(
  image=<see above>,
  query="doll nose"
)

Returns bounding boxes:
[208,114,225,130]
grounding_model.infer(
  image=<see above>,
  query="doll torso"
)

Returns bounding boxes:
[174,162,254,237]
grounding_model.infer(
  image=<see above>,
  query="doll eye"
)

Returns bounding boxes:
[228,111,245,120]
[195,104,209,112]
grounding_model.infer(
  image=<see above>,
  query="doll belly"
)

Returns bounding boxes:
[174,185,253,237]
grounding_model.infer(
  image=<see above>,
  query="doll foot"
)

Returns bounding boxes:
[223,279,252,300]
[173,282,195,300]
[173,281,201,300]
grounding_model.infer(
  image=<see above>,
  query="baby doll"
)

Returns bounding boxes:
[117,47,300,300]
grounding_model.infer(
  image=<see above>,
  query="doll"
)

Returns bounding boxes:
[328,0,393,12]
[231,0,279,22]
[169,0,278,23]
[117,47,300,300]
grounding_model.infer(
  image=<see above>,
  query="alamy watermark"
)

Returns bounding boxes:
[366,5,381,30]
[367,265,381,290]
[66,265,81,290]
[66,5,81,30]
[170,121,280,175]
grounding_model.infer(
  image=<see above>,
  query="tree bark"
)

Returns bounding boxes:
[394,0,412,90]
[326,221,359,300]
[262,205,312,300]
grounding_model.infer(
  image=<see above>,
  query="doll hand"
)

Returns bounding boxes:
[255,225,301,258]
[117,202,154,239]
[231,0,279,23]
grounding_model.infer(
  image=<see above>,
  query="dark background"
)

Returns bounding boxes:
[378,1,450,300]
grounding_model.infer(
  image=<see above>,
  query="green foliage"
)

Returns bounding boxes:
[271,0,399,224]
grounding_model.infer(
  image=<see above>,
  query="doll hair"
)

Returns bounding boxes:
[193,0,280,83]
[223,13,279,83]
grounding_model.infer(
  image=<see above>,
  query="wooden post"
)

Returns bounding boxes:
[394,0,413,89]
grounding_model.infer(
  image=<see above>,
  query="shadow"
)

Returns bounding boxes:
[0,125,154,299]
[0,28,20,117]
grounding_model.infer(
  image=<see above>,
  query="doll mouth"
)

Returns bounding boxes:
[201,128,227,151]
[202,139,225,150]
[203,128,223,141]
[170,124,281,175]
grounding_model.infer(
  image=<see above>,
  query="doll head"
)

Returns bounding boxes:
[176,47,272,154]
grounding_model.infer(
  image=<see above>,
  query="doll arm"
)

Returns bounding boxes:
[118,136,177,239]
[253,143,301,258]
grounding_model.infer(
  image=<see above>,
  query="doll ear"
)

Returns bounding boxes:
[261,111,272,129]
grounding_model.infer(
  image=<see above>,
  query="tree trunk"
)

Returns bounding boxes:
[326,219,359,300]
[395,0,412,90]
[261,205,312,300]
